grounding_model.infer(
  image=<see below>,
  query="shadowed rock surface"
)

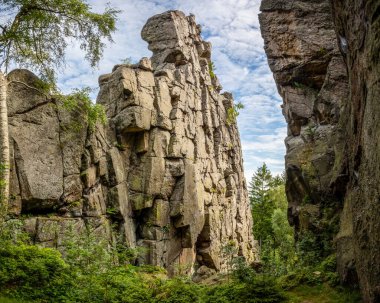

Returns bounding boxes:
[260,0,380,301]
[6,11,256,277]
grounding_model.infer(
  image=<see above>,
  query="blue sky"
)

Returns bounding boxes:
[59,0,286,180]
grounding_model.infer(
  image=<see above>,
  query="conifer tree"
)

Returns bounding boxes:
[249,163,275,246]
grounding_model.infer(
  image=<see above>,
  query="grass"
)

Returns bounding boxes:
[0,298,30,303]
[285,284,362,303]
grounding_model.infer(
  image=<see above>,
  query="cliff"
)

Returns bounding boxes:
[5,11,256,278]
[260,0,380,301]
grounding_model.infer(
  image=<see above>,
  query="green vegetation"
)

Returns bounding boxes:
[208,61,216,79]
[0,217,286,303]
[286,284,361,303]
[248,164,361,303]
[0,0,120,80]
[0,0,120,214]
[305,125,317,141]
[59,87,107,131]
[226,102,244,125]
[249,164,294,276]
[0,211,360,303]
[0,162,361,303]
[0,238,282,302]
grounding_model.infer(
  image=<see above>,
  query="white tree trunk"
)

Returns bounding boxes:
[0,71,9,219]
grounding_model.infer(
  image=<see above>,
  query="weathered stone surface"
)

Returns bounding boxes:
[7,70,64,212]
[260,0,347,251]
[330,1,380,301]
[260,0,380,301]
[6,10,257,278]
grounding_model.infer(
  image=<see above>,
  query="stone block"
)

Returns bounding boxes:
[114,106,152,133]
[130,193,154,210]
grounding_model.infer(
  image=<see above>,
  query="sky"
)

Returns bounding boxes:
[59,0,287,180]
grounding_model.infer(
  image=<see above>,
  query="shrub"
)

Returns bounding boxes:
[205,275,286,303]
[67,267,155,303]
[0,243,73,302]
[154,278,204,303]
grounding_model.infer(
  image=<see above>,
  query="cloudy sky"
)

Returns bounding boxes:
[59,0,286,180]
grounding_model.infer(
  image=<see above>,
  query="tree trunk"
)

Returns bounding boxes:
[0,71,9,220]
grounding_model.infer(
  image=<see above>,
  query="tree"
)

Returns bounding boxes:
[249,163,275,245]
[0,0,119,219]
[249,164,296,275]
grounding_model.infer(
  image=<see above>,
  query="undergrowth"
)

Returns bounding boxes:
[0,238,360,303]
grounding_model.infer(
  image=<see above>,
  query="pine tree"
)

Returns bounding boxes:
[249,163,275,246]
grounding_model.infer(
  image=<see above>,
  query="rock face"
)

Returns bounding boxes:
[6,11,256,276]
[259,0,348,258]
[260,0,380,301]
[330,1,380,302]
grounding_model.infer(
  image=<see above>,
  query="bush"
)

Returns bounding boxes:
[277,255,340,291]
[205,275,286,303]
[67,267,156,303]
[0,243,73,302]
[154,278,204,303]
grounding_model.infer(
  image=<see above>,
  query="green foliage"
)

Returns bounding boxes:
[226,102,244,125]
[295,231,321,267]
[231,256,256,283]
[0,0,120,80]
[317,47,328,57]
[204,276,286,303]
[248,164,338,281]
[59,87,107,130]
[0,298,31,303]
[249,163,277,243]
[114,141,127,151]
[292,81,307,89]
[305,125,317,141]
[208,61,216,79]
[286,284,361,303]
[0,219,31,246]
[0,231,355,303]
[249,164,297,277]
[221,240,239,280]
[155,278,204,303]
[61,224,115,275]
[0,243,73,302]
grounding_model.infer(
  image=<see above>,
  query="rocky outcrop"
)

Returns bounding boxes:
[259,0,348,256]
[260,0,380,301]
[5,11,256,276]
[330,1,380,301]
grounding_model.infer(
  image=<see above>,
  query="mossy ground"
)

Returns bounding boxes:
[285,284,361,303]
[0,284,362,303]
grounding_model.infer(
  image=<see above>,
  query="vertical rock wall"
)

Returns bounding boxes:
[330,1,380,301]
[259,0,348,254]
[260,0,380,301]
[6,11,256,277]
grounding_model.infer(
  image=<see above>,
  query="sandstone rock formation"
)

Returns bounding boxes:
[260,0,380,301]
[259,0,348,257]
[5,11,256,276]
